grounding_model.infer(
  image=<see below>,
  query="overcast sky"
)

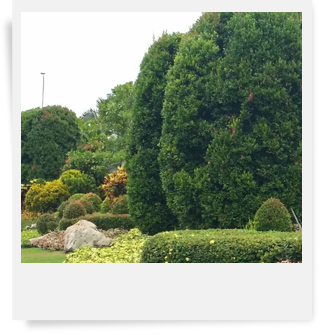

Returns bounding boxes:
[21,12,202,116]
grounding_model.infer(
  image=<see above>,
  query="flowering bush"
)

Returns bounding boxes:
[101,166,128,203]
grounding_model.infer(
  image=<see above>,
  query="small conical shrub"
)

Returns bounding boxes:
[253,198,293,232]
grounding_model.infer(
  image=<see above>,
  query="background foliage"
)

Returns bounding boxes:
[126,33,182,235]
[21,106,80,183]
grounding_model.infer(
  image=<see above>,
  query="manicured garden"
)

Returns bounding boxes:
[21,12,302,263]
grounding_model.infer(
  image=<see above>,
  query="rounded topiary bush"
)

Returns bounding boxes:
[82,193,102,212]
[253,198,293,232]
[60,169,97,195]
[63,200,87,219]
[25,179,70,213]
[79,198,94,214]
[59,218,73,231]
[110,195,129,214]
[100,197,111,213]
[69,193,85,201]
[36,213,58,235]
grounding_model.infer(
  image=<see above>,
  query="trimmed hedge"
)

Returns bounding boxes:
[59,213,134,231]
[141,229,302,263]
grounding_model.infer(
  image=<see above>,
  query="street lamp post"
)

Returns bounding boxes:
[40,72,45,109]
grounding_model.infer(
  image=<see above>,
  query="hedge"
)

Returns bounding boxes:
[59,213,134,231]
[141,229,302,263]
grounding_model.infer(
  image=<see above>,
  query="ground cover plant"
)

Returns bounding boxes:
[64,228,148,263]
[21,230,40,248]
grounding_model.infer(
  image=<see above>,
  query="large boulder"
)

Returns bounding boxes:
[64,220,112,253]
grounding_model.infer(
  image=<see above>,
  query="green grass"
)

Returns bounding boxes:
[21,247,66,263]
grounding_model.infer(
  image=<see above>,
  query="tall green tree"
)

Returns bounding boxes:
[63,82,135,184]
[21,105,80,183]
[159,12,302,229]
[126,33,182,235]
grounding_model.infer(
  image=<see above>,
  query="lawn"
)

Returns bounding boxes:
[21,248,66,263]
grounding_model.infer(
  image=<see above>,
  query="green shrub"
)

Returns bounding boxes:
[36,213,58,235]
[21,105,80,183]
[82,193,102,212]
[60,169,97,195]
[57,200,69,219]
[25,179,70,213]
[79,199,94,214]
[63,200,87,219]
[142,229,302,263]
[126,33,181,235]
[159,13,302,229]
[64,228,148,263]
[100,197,111,213]
[21,230,41,248]
[59,213,134,231]
[253,198,293,232]
[69,193,86,200]
[110,195,129,214]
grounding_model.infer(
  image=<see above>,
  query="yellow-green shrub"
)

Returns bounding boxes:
[25,179,70,213]
[60,169,97,195]
[21,230,40,247]
[64,228,148,263]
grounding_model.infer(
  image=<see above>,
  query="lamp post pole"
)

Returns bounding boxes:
[41,73,45,108]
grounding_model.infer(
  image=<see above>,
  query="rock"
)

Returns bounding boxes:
[64,220,112,253]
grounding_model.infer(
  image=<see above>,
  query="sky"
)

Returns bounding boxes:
[21,12,202,116]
